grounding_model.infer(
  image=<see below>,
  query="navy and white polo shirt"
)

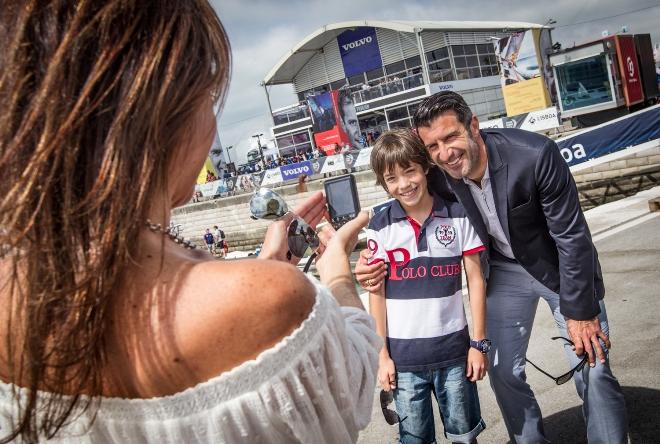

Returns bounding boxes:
[367,194,484,372]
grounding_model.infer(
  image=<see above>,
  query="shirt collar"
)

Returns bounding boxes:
[463,160,490,187]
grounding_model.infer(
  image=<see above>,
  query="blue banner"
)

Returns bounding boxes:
[337,27,382,78]
[280,161,314,181]
[557,105,660,166]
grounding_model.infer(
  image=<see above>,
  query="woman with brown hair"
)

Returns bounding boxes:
[0,1,379,442]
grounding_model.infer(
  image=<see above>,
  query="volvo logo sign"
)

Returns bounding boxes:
[342,36,372,51]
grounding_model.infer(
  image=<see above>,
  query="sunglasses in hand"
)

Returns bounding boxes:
[379,390,407,425]
[525,336,588,385]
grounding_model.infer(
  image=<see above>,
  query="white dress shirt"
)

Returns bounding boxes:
[464,164,515,259]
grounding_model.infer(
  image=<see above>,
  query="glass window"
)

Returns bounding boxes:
[429,69,455,83]
[276,135,294,148]
[455,68,469,80]
[463,44,477,55]
[468,67,481,79]
[451,45,464,56]
[386,106,409,122]
[555,54,614,111]
[481,54,497,66]
[405,55,421,69]
[429,59,451,71]
[273,114,288,126]
[465,55,479,67]
[389,119,412,129]
[292,132,310,144]
[366,67,384,81]
[481,66,497,77]
[408,102,420,117]
[426,47,449,62]
[477,43,493,54]
[385,60,406,74]
[330,79,347,90]
[347,73,365,86]
[454,56,467,68]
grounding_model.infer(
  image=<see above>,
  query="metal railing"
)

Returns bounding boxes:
[351,72,424,104]
[272,103,311,126]
[577,165,660,210]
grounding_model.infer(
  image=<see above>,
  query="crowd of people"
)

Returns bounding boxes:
[0,1,629,443]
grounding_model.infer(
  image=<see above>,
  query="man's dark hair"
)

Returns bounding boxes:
[413,91,473,130]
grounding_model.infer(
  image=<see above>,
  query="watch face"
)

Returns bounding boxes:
[481,339,492,352]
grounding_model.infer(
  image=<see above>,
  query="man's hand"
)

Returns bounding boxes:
[378,355,397,392]
[355,249,387,292]
[566,317,611,366]
[466,348,488,382]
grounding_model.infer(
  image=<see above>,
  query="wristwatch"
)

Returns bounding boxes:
[470,338,492,354]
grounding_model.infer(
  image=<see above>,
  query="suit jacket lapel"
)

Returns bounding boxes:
[485,138,511,243]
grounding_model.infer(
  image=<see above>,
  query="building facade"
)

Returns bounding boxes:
[263,20,547,156]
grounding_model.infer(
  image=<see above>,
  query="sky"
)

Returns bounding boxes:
[209,0,660,164]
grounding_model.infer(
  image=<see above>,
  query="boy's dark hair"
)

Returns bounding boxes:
[371,129,432,192]
[413,91,473,130]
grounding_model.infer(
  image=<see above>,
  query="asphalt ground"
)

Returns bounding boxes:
[357,187,660,444]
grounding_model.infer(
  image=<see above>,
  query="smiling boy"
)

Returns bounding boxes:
[367,129,489,444]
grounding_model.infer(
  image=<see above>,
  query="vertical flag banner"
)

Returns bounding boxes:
[308,91,350,155]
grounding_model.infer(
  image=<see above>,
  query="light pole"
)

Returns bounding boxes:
[251,133,265,163]
[225,145,233,164]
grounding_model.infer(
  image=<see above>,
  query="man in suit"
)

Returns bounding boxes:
[356,92,627,443]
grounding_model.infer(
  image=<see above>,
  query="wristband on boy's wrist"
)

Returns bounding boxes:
[470,338,492,354]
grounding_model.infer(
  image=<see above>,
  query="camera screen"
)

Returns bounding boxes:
[327,179,356,217]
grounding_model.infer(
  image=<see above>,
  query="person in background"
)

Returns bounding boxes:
[213,225,226,258]
[296,174,308,194]
[0,2,380,442]
[203,228,215,254]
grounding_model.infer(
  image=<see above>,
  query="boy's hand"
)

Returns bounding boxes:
[378,356,397,392]
[466,348,488,382]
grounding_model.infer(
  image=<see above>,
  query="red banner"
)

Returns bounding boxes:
[308,90,351,155]
[614,35,643,106]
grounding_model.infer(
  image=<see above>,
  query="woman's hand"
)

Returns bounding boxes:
[259,191,327,264]
[315,211,369,288]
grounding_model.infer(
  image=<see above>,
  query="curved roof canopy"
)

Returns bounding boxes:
[263,20,547,85]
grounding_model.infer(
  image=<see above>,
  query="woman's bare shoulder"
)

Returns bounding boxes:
[174,259,316,381]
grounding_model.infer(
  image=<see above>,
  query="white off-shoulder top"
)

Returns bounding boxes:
[0,277,381,443]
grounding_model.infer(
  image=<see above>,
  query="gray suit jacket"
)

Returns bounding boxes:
[428,128,603,321]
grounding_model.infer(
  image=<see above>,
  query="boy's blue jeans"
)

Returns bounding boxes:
[394,363,485,444]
